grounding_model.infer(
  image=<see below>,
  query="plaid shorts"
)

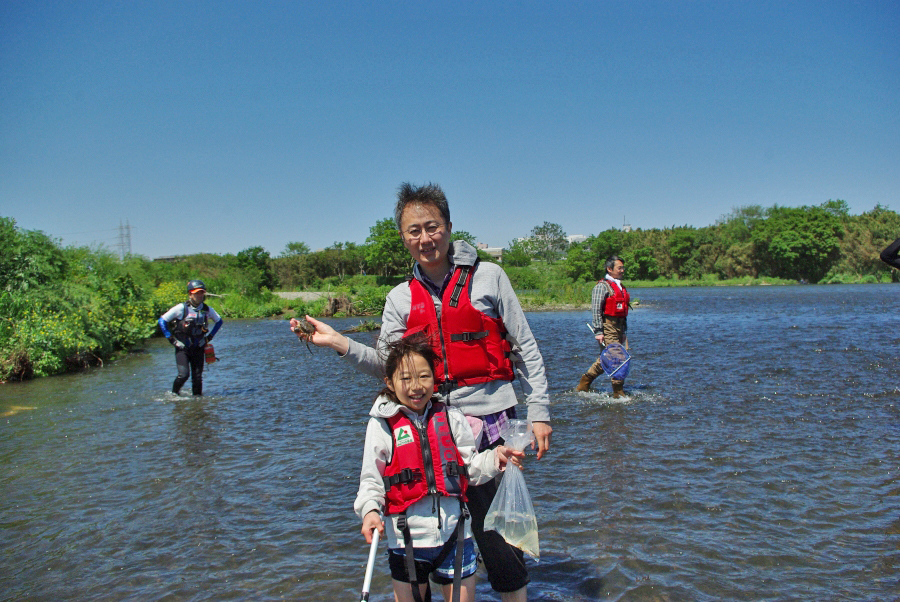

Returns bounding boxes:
[388,538,477,585]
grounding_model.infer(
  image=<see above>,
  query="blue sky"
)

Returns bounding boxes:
[2,1,897,259]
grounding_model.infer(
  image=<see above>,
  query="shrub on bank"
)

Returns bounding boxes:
[0,281,158,380]
[215,291,284,319]
[151,281,185,316]
[352,285,392,315]
[821,272,888,285]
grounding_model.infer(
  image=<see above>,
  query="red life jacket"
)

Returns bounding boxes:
[382,402,469,515]
[405,264,515,388]
[602,279,630,318]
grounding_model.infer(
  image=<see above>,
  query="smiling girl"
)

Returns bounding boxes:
[354,333,523,602]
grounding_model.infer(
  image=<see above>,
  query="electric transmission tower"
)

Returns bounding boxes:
[118,220,132,259]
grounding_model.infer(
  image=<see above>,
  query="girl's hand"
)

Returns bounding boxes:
[495,445,526,471]
[361,510,385,544]
[289,315,350,354]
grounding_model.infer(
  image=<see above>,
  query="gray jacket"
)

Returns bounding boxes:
[343,240,551,423]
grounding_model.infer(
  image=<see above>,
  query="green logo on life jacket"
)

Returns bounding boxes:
[394,425,414,447]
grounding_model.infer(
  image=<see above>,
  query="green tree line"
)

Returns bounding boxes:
[563,201,900,284]
[2,201,897,381]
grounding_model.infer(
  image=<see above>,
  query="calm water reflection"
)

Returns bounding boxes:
[1,284,898,601]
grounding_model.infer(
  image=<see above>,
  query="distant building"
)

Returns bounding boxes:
[568,234,586,245]
[477,243,504,261]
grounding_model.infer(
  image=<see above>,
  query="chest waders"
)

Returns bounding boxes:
[576,280,630,394]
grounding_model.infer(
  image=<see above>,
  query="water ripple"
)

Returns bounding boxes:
[2,288,899,600]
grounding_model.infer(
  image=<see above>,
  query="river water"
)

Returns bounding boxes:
[2,285,898,601]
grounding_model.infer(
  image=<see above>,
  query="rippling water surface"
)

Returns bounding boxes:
[2,285,898,601]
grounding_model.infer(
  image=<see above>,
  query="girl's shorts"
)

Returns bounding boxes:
[388,538,477,585]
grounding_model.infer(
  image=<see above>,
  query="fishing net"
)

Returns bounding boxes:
[600,342,631,380]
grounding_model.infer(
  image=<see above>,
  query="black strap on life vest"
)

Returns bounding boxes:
[449,330,488,342]
[444,460,469,480]
[448,266,471,308]
[443,264,475,400]
[438,379,458,397]
[382,468,420,491]
[397,502,470,602]
[451,502,469,602]
[383,462,467,496]
[397,512,427,602]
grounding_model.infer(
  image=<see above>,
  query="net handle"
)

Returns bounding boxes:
[607,355,631,379]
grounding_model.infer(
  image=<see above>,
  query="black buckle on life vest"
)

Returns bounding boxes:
[382,468,419,490]
[438,379,458,397]
[445,461,469,479]
[450,330,488,342]
[396,512,408,531]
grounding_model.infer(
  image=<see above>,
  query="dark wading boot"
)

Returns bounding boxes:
[577,358,604,392]
[576,373,595,392]
[611,380,625,398]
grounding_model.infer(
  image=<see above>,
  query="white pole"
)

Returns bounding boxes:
[359,530,380,602]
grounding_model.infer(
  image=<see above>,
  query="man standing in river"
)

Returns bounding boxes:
[576,256,630,397]
[292,182,551,602]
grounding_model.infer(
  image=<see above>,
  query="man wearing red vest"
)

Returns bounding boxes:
[576,256,630,397]
[292,182,551,602]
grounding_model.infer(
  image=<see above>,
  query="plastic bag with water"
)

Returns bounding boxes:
[483,419,539,559]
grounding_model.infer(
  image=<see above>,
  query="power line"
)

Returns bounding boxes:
[56,227,122,236]
[55,222,136,257]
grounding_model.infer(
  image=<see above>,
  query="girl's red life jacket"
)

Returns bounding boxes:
[382,402,469,515]
[602,278,630,318]
[404,265,515,388]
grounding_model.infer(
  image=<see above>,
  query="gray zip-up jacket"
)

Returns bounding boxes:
[343,240,551,423]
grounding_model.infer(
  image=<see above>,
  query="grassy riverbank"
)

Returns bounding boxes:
[2,213,894,382]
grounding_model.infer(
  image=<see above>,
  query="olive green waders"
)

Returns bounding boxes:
[576,317,627,397]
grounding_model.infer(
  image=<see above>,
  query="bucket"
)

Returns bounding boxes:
[204,343,217,364]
